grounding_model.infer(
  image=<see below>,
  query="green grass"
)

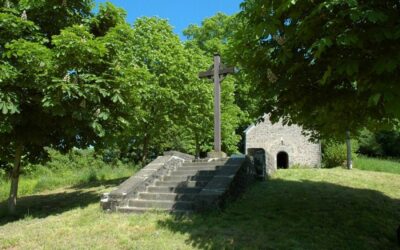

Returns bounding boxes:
[355,156,400,175]
[0,165,137,202]
[0,168,399,249]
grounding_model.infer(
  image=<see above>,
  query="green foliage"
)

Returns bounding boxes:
[0,1,139,212]
[183,13,254,155]
[0,168,6,181]
[234,0,400,139]
[184,13,236,55]
[323,140,359,168]
[0,2,254,214]
[375,131,400,157]
[358,129,400,157]
[357,129,383,156]
[0,1,136,162]
[41,147,106,171]
[18,0,93,40]
[111,17,196,162]
[0,148,136,200]
[90,2,126,37]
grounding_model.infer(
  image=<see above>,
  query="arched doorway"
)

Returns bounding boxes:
[277,151,289,169]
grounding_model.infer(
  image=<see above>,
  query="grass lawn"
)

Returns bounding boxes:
[0,168,399,249]
[0,165,137,202]
[354,156,400,175]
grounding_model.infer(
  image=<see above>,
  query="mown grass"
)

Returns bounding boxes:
[354,156,400,175]
[0,168,399,250]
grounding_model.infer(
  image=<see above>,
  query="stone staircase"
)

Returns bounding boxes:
[101,153,256,214]
[117,159,227,213]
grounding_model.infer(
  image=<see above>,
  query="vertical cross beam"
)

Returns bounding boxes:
[199,54,235,155]
[213,54,222,152]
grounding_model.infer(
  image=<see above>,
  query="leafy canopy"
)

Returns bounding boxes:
[234,0,400,139]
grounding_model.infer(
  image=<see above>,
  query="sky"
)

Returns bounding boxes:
[95,0,243,40]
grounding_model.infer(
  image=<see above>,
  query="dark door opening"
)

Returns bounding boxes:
[277,151,289,169]
[247,148,266,180]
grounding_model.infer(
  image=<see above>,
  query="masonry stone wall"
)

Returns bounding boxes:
[245,115,321,175]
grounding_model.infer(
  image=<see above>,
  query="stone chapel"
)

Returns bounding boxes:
[245,115,321,175]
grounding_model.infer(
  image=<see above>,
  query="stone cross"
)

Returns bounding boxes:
[199,54,235,153]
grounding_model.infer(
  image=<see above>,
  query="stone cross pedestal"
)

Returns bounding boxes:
[199,54,235,157]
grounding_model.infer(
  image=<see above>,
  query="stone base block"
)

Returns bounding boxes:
[207,151,227,159]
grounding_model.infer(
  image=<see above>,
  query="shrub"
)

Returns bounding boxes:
[358,129,383,157]
[357,129,400,158]
[44,147,108,171]
[323,140,359,168]
[0,168,6,182]
[86,168,99,183]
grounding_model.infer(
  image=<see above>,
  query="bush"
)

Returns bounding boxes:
[323,140,359,168]
[357,129,400,158]
[0,168,6,182]
[0,148,138,201]
[358,129,383,157]
[44,147,107,171]
[0,161,11,181]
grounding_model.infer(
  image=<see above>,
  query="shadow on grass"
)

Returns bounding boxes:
[157,179,400,250]
[0,177,126,226]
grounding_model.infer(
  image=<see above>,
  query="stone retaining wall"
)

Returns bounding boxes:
[163,151,195,162]
[194,155,256,212]
[101,155,185,212]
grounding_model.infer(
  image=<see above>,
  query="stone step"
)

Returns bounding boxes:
[183,161,227,167]
[147,186,202,194]
[191,158,229,164]
[117,207,192,214]
[163,175,213,182]
[154,180,208,188]
[171,170,216,176]
[128,200,194,210]
[178,165,223,171]
[138,192,196,201]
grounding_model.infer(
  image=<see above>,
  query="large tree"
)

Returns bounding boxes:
[109,17,200,163]
[184,13,249,154]
[0,1,135,213]
[233,0,400,140]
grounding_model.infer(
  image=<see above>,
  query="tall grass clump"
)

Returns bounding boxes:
[354,156,400,175]
[0,148,137,201]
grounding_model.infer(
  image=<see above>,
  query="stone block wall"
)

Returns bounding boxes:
[194,155,256,212]
[101,155,185,212]
[245,115,321,175]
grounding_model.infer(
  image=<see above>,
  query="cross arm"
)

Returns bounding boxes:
[219,67,235,76]
[199,70,214,79]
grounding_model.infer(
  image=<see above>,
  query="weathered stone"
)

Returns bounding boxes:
[101,153,257,214]
[245,114,321,175]
[207,151,227,159]
[194,155,256,212]
[100,155,185,212]
[164,151,195,162]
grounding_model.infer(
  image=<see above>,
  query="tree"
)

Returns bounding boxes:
[90,2,126,37]
[184,13,248,154]
[17,0,93,41]
[179,47,214,158]
[108,17,198,163]
[0,2,135,213]
[233,0,400,164]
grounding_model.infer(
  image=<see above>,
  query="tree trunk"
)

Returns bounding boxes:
[8,143,23,214]
[140,135,150,164]
[346,131,353,170]
[195,134,200,159]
